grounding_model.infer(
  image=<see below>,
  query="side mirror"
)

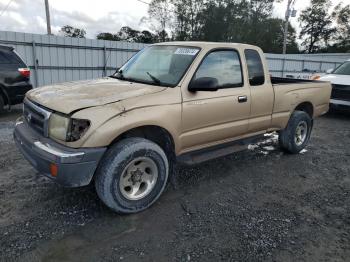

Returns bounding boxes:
[326,68,334,74]
[249,75,265,85]
[188,77,219,92]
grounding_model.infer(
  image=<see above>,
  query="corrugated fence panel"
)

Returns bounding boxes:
[0,31,147,87]
[265,53,346,78]
[1,31,349,86]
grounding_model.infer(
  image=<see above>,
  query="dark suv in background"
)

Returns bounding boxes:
[0,45,32,113]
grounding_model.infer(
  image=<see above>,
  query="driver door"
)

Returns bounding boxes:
[180,49,251,152]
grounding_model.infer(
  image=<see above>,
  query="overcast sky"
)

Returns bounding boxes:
[0,0,344,39]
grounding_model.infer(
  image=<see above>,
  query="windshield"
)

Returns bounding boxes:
[332,61,350,75]
[113,45,200,87]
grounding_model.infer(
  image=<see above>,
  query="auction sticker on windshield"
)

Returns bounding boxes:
[174,48,199,56]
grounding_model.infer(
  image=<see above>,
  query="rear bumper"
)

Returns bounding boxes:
[14,119,106,187]
[3,83,32,105]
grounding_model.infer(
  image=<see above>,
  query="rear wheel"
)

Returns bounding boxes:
[95,137,169,214]
[279,111,312,154]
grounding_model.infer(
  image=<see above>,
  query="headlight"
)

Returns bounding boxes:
[49,113,70,141]
[49,113,90,142]
[68,118,91,142]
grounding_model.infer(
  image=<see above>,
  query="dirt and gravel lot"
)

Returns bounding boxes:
[0,106,349,262]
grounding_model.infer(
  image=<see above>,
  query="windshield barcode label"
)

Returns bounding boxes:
[174,48,199,56]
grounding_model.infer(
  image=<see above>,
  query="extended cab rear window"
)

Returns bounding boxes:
[245,49,265,86]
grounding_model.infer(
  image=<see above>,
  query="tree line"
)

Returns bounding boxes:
[60,0,349,53]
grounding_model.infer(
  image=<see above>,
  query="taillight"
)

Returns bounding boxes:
[18,68,30,78]
[310,74,321,80]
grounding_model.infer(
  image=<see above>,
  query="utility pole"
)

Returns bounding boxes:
[44,0,52,35]
[282,0,293,54]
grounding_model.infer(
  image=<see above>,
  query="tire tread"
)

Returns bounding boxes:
[95,137,169,213]
[279,111,312,154]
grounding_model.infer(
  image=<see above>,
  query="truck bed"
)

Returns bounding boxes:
[269,76,332,130]
[271,77,323,85]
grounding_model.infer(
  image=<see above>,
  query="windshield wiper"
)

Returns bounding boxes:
[109,75,119,79]
[146,72,161,85]
[110,69,125,80]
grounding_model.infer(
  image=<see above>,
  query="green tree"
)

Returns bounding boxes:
[138,30,157,43]
[172,0,205,40]
[196,0,232,42]
[60,25,86,38]
[116,26,139,42]
[259,18,299,53]
[118,27,158,43]
[147,0,174,42]
[331,3,350,52]
[245,0,275,44]
[145,0,299,52]
[96,28,157,43]
[96,32,120,41]
[154,30,170,42]
[298,0,336,53]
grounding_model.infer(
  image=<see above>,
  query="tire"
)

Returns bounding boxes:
[279,111,312,154]
[95,137,169,214]
[0,95,5,114]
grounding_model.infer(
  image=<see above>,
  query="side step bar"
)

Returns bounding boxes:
[177,135,265,165]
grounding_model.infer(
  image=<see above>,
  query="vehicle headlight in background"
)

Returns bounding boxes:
[310,74,321,80]
[49,113,90,142]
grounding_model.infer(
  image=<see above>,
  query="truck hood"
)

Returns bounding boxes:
[319,74,350,85]
[27,78,167,114]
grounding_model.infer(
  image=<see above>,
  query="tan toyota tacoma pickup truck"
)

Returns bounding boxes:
[14,42,332,213]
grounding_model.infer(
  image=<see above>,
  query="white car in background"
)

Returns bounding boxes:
[314,60,350,109]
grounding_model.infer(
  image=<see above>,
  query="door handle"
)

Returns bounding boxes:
[238,95,248,103]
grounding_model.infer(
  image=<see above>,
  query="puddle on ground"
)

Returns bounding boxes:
[19,215,139,262]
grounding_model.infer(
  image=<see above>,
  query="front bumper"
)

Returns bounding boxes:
[330,99,350,107]
[14,119,106,187]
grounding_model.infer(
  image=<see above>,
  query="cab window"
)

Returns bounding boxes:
[245,49,265,86]
[193,50,243,88]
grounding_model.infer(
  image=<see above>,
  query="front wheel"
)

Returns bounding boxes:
[95,137,169,214]
[279,111,312,154]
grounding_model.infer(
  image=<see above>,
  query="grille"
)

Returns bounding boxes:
[331,84,350,102]
[23,99,51,136]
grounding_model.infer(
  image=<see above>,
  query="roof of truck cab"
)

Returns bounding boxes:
[153,41,260,50]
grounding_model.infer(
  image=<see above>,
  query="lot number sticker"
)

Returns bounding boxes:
[174,48,199,56]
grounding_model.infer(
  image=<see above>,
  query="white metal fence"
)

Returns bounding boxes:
[265,53,347,78]
[0,31,348,87]
[0,31,146,88]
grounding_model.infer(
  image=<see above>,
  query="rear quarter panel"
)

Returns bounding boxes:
[270,82,331,130]
[0,62,32,104]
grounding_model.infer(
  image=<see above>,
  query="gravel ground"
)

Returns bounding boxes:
[0,107,349,262]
